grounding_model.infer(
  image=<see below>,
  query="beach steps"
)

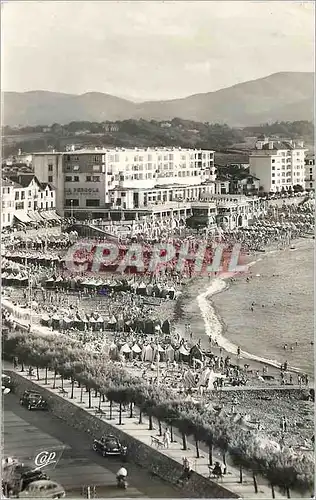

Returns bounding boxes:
[4,364,295,499]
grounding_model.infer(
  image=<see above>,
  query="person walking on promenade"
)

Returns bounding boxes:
[163,428,171,449]
[280,416,287,433]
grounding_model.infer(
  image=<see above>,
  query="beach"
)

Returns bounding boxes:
[173,237,314,378]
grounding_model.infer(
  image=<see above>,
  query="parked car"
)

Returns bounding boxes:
[93,434,127,459]
[13,465,50,490]
[18,480,65,498]
[20,391,48,411]
[2,374,13,393]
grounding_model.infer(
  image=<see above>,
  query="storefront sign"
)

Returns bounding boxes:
[65,188,99,194]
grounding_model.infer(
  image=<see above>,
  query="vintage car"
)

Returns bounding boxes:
[18,480,65,498]
[19,391,48,411]
[92,434,127,459]
[13,465,50,491]
[2,374,13,393]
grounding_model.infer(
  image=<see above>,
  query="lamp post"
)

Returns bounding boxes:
[70,199,74,220]
[156,326,160,386]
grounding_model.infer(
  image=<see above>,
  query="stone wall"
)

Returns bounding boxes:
[7,370,239,499]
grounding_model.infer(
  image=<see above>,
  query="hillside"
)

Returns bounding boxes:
[2,119,313,159]
[3,72,314,127]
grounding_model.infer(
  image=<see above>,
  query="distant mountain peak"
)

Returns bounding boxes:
[3,72,314,127]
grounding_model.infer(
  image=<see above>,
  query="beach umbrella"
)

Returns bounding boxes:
[132,344,141,353]
[120,343,131,354]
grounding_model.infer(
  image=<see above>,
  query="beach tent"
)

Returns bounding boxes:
[109,342,119,360]
[51,314,61,330]
[183,369,196,389]
[142,344,154,362]
[178,344,190,362]
[162,319,171,335]
[120,343,132,354]
[190,345,203,364]
[165,344,175,362]
[198,367,211,387]
[132,344,142,358]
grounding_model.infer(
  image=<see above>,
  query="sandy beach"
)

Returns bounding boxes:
[172,237,314,379]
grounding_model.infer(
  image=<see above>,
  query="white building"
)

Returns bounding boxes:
[249,138,307,193]
[3,174,57,226]
[305,154,315,191]
[1,179,16,227]
[33,147,216,218]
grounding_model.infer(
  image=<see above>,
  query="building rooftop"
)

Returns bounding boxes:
[32,147,214,155]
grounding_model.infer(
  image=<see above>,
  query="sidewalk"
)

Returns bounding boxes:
[6,364,288,499]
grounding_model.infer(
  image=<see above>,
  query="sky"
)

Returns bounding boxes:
[1,1,315,101]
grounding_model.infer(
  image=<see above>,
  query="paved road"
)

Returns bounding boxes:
[3,393,183,498]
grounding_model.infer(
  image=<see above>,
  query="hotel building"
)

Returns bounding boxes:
[249,138,307,193]
[33,147,216,219]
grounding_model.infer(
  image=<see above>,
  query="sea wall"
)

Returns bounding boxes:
[7,370,239,499]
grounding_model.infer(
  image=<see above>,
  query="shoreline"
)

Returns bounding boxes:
[174,237,313,378]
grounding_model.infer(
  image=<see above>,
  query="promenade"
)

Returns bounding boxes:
[4,363,292,499]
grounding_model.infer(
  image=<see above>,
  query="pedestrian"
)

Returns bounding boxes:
[237,346,241,357]
[163,428,171,449]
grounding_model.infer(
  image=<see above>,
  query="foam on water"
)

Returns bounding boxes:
[197,276,303,373]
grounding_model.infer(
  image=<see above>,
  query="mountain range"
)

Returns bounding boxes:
[3,72,314,127]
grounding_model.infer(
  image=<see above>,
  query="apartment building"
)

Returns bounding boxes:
[1,178,16,227]
[4,174,57,225]
[33,147,215,218]
[249,138,307,193]
[305,154,315,191]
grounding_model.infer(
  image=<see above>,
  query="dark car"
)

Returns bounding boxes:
[20,391,48,411]
[14,465,50,491]
[2,373,13,393]
[93,434,127,459]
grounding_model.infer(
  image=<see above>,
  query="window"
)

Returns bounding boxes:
[65,176,72,182]
[93,165,100,172]
[93,156,100,162]
[65,199,79,207]
[73,176,79,182]
[48,176,53,183]
[73,165,80,171]
[50,201,54,207]
[92,176,100,182]
[48,164,53,171]
[15,192,19,200]
[272,180,275,184]
[21,191,25,200]
[7,213,10,222]
[86,199,100,207]
[28,201,32,208]
[40,202,43,208]
[51,191,53,197]
[310,183,313,188]
[86,176,92,182]
[28,190,32,197]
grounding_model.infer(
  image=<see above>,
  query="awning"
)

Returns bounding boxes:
[14,211,32,224]
[39,211,50,220]
[32,211,44,222]
[27,211,39,222]
[46,210,59,220]
[51,210,61,220]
